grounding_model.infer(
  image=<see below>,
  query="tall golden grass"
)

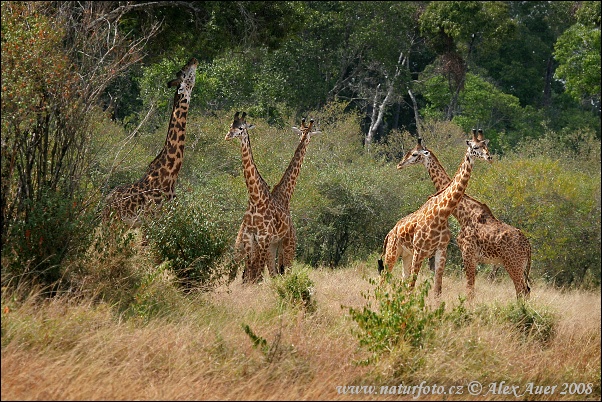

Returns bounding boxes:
[1,259,600,401]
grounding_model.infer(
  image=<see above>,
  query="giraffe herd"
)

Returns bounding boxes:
[103,57,531,299]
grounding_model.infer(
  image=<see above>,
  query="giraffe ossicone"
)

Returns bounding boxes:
[102,57,198,227]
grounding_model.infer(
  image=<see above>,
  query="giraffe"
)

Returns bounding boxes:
[102,57,198,227]
[225,112,292,283]
[396,134,531,298]
[378,129,492,297]
[271,118,321,274]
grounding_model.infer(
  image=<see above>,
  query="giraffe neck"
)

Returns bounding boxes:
[272,132,310,206]
[240,132,271,205]
[424,153,452,191]
[425,152,478,225]
[435,150,474,218]
[144,91,189,195]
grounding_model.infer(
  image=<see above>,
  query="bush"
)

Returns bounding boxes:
[271,266,316,312]
[1,189,96,291]
[346,274,446,365]
[143,190,230,290]
[500,300,557,345]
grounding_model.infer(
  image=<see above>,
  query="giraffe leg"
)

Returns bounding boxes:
[267,242,281,277]
[401,248,413,281]
[383,234,402,274]
[409,250,429,290]
[504,260,530,300]
[280,227,296,274]
[247,251,267,283]
[462,254,478,300]
[458,233,477,300]
[433,248,447,297]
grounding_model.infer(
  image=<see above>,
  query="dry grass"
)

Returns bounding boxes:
[1,261,600,401]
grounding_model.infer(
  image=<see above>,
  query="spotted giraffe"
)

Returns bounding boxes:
[103,57,198,227]
[271,118,321,274]
[225,112,291,283]
[397,135,531,298]
[378,129,492,297]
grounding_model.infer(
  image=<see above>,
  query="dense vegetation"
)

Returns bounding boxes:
[1,3,600,399]
[1,1,600,294]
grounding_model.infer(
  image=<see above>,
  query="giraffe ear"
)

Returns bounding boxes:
[292,127,303,136]
[247,124,256,130]
[167,78,182,88]
[466,139,471,146]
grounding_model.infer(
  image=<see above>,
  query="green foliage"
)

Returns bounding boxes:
[420,1,494,48]
[576,1,601,27]
[124,261,185,322]
[554,22,601,102]
[347,274,446,365]
[242,323,269,355]
[143,190,230,290]
[419,73,538,150]
[1,189,95,290]
[469,142,601,288]
[501,300,557,345]
[271,266,316,312]
[242,323,288,364]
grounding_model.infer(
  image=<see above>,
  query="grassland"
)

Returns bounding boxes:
[1,258,600,401]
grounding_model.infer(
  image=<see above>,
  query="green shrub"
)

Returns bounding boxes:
[500,300,557,345]
[346,274,446,365]
[1,189,95,291]
[124,261,185,322]
[143,190,230,290]
[271,266,316,312]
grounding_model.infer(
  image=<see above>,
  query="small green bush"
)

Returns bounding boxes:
[1,189,95,291]
[346,274,446,365]
[143,190,230,290]
[501,300,557,345]
[271,266,316,312]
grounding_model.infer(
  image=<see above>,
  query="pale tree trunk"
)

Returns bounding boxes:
[365,51,408,149]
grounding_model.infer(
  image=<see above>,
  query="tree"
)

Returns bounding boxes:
[553,1,601,110]
[418,1,515,120]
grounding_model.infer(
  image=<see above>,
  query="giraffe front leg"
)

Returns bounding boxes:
[433,247,447,297]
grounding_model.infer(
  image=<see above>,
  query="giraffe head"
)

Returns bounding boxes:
[397,137,431,170]
[466,129,492,163]
[292,117,322,138]
[167,57,198,97]
[225,111,255,141]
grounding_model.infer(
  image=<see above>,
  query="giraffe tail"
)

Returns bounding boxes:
[377,232,390,275]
